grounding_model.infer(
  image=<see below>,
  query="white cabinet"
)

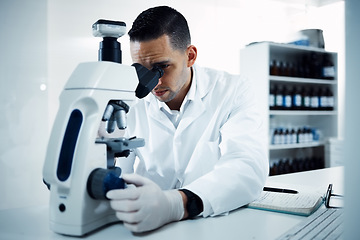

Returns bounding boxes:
[240,42,338,175]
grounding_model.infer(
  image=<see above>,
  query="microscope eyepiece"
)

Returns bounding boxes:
[133,63,164,99]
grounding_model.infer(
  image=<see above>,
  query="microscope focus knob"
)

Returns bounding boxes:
[87,167,125,200]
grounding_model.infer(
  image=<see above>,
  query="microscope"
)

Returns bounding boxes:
[42,19,163,236]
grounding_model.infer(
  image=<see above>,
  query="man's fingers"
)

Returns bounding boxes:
[109,199,141,212]
[115,210,143,225]
[106,187,139,200]
[121,173,152,186]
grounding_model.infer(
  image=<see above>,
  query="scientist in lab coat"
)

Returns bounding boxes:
[106,6,268,233]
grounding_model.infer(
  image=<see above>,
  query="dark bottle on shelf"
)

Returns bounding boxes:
[297,61,305,78]
[302,87,311,110]
[282,62,290,77]
[279,61,285,76]
[292,158,299,173]
[309,157,317,170]
[318,88,327,110]
[271,60,281,76]
[270,60,276,75]
[297,158,305,172]
[292,86,302,110]
[310,52,322,79]
[277,159,285,175]
[301,127,307,142]
[274,85,284,110]
[283,86,292,110]
[272,128,279,144]
[278,128,285,144]
[290,128,297,144]
[326,88,335,110]
[302,55,311,78]
[269,85,275,110]
[284,128,290,144]
[284,159,291,174]
[296,128,302,143]
[304,157,311,171]
[322,54,335,80]
[310,87,319,110]
[288,62,293,77]
[292,62,299,77]
[270,162,277,176]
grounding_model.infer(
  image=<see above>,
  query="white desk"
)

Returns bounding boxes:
[0,167,343,240]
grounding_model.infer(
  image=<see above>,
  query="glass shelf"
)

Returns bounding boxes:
[269,75,337,84]
[269,141,325,150]
[270,110,337,116]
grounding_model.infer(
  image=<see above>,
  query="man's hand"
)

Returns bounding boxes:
[106,174,185,233]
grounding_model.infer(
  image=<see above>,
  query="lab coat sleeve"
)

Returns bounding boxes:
[184,76,269,217]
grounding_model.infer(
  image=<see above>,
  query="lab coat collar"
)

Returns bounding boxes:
[144,64,210,132]
[156,66,196,115]
[143,64,211,106]
[193,64,213,100]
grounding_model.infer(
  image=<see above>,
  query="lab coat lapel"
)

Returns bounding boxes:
[145,65,211,133]
[176,65,210,133]
[146,96,175,132]
[176,95,205,133]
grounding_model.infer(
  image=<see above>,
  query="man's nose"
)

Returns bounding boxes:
[154,77,163,87]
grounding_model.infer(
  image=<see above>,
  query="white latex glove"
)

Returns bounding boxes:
[106,173,185,233]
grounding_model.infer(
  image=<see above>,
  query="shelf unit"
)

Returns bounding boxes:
[240,42,338,175]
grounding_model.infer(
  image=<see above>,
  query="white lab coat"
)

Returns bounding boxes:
[122,65,268,217]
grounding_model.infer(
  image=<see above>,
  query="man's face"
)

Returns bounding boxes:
[130,35,196,110]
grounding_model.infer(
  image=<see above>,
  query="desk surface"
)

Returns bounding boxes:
[0,167,343,240]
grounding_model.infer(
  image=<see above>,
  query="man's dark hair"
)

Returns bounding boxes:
[128,6,191,51]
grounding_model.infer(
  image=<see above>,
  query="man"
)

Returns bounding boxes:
[106,6,268,233]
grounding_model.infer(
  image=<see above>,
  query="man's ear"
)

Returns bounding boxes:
[187,45,197,67]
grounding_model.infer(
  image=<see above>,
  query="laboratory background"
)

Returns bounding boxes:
[0,0,345,211]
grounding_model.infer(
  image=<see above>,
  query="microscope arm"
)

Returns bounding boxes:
[42,19,164,236]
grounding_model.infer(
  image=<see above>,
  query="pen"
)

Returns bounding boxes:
[263,187,298,194]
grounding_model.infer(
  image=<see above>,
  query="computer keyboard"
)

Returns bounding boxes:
[276,208,344,240]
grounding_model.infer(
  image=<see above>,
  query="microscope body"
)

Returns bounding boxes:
[43,19,162,236]
[43,61,140,236]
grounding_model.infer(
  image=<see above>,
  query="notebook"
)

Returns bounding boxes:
[247,184,324,216]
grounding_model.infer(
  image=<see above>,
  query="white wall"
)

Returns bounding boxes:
[46,0,345,130]
[0,0,344,210]
[0,0,49,209]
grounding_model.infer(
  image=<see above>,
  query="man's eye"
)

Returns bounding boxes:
[159,64,169,69]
